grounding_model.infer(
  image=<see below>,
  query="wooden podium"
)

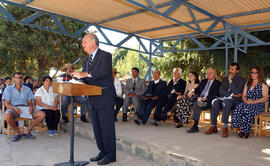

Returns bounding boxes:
[52,82,102,166]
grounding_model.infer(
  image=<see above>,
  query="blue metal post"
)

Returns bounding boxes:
[234,32,238,62]
[139,44,141,77]
[225,24,228,76]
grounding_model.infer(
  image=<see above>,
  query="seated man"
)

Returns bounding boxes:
[112,68,124,121]
[160,68,186,121]
[187,68,221,133]
[134,70,167,125]
[3,72,46,142]
[206,63,245,137]
[122,67,146,122]
[60,63,90,123]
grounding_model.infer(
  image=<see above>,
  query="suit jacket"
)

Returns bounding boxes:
[82,48,115,109]
[124,77,146,96]
[219,74,246,102]
[167,78,186,98]
[194,79,221,108]
[144,79,168,102]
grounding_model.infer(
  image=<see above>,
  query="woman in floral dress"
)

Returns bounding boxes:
[231,66,268,139]
[173,72,200,128]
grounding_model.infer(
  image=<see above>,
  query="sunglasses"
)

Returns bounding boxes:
[15,77,23,79]
[251,72,258,74]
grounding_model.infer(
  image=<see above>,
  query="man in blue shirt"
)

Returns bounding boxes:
[3,72,46,142]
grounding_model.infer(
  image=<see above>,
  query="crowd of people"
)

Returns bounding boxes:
[113,63,269,139]
[0,62,268,142]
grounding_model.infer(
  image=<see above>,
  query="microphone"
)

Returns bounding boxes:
[71,55,84,68]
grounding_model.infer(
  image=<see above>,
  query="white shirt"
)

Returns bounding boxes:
[114,78,122,97]
[35,86,58,110]
[154,79,160,84]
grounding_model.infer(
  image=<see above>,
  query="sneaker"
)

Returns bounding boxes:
[53,130,58,136]
[48,130,54,136]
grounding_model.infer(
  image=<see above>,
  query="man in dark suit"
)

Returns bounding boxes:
[72,33,116,165]
[134,70,167,125]
[206,63,245,137]
[159,68,186,122]
[187,68,221,133]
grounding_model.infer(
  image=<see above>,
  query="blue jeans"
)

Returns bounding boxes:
[61,96,92,119]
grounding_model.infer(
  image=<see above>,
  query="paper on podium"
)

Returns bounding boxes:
[18,106,32,119]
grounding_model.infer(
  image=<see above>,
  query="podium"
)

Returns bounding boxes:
[52,82,102,166]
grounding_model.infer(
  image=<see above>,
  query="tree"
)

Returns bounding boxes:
[0,5,85,81]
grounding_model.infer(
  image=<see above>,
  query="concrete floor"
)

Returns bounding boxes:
[0,132,160,166]
[114,120,270,166]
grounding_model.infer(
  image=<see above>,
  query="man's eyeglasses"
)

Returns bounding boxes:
[15,77,23,79]
[251,72,258,74]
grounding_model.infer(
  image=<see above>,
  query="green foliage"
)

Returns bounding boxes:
[0,5,85,80]
[113,49,148,80]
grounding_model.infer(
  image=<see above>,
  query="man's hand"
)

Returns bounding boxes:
[228,73,234,84]
[152,96,158,100]
[14,107,22,114]
[71,72,88,78]
[176,95,182,100]
[29,107,34,114]
[50,105,58,111]
[197,97,207,101]
[128,93,136,97]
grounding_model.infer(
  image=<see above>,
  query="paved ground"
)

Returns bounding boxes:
[113,119,270,166]
[0,132,160,166]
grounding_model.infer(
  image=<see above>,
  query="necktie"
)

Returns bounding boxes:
[88,54,93,72]
[132,79,136,92]
[200,81,211,97]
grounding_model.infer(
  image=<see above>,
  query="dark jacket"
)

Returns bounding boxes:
[167,78,186,96]
[82,48,115,109]
[144,79,168,102]
[219,74,246,102]
[195,79,221,108]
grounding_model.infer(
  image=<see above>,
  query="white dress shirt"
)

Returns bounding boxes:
[114,78,122,97]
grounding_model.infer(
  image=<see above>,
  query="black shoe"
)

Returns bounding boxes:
[187,125,199,133]
[62,116,69,123]
[175,124,183,128]
[122,113,127,122]
[134,119,141,125]
[97,157,116,165]
[114,116,118,122]
[90,153,104,162]
[80,114,88,123]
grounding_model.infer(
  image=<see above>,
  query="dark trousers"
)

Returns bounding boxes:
[91,104,116,160]
[192,102,210,122]
[41,109,60,130]
[139,99,158,123]
[154,101,166,121]
[163,94,177,113]
[114,96,123,116]
[211,99,240,125]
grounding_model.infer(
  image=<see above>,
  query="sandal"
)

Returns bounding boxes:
[11,134,22,142]
[237,132,244,138]
[23,133,36,139]
[242,133,250,139]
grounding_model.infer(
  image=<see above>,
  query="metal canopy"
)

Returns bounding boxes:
[1,0,270,77]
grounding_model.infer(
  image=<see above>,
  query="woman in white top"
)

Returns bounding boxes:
[35,76,60,136]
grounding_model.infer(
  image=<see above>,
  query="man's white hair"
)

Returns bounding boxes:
[173,68,182,75]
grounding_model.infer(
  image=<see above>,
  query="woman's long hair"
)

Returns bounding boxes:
[189,71,200,84]
[247,66,266,87]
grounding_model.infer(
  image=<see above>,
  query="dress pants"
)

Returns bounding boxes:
[91,104,116,160]
[62,96,91,119]
[139,99,158,123]
[122,96,142,114]
[192,102,210,121]
[114,96,124,116]
[211,99,240,126]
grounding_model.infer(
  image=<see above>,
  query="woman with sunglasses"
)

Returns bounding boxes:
[231,66,268,139]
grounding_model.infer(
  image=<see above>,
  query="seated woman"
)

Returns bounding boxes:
[171,72,200,128]
[35,76,60,136]
[231,66,268,139]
